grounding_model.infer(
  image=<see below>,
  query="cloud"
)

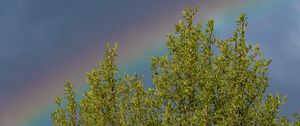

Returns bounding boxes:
[263,0,300,117]
[287,0,300,57]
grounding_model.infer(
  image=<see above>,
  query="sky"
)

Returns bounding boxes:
[0,0,300,125]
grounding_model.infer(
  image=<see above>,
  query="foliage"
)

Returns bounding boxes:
[52,7,300,126]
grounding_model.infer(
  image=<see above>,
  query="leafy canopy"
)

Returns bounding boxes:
[51,7,299,126]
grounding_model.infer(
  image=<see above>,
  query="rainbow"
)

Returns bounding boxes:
[1,1,287,125]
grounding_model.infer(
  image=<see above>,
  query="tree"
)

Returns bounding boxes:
[51,7,299,126]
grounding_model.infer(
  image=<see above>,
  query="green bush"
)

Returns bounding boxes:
[51,7,299,126]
